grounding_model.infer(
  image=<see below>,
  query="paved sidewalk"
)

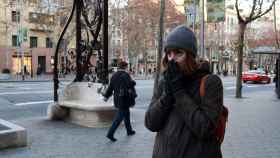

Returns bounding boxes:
[0,90,280,158]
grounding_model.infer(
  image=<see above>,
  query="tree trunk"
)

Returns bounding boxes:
[144,52,148,78]
[236,22,246,98]
[153,0,165,96]
[274,3,280,49]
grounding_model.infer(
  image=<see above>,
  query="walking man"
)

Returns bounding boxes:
[103,61,136,142]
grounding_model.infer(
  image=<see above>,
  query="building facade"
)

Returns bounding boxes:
[204,0,280,75]
[0,0,67,76]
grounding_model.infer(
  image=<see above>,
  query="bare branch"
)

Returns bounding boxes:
[248,0,257,20]
[235,0,245,23]
[249,0,277,23]
[257,0,264,16]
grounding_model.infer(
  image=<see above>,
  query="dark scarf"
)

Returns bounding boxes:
[182,68,211,98]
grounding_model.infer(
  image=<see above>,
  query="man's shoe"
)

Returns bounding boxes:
[127,130,136,136]
[107,135,117,142]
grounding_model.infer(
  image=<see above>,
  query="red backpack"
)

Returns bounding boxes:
[200,75,229,144]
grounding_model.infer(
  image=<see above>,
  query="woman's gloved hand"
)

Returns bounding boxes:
[165,60,185,95]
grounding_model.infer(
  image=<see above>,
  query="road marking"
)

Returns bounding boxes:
[0,90,52,95]
[225,86,236,90]
[225,84,274,90]
[15,100,53,106]
[223,81,236,84]
[135,85,153,89]
[18,87,33,90]
[246,85,260,88]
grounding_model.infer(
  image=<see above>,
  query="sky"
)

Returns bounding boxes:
[173,0,185,13]
[174,0,184,5]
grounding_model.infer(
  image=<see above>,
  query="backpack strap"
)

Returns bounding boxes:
[199,75,209,97]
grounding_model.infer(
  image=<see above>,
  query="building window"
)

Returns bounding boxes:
[29,12,39,23]
[30,36,38,48]
[46,37,53,48]
[12,11,20,22]
[28,0,37,5]
[12,35,19,47]
[60,16,67,26]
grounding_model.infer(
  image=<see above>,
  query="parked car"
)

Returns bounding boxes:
[242,70,271,84]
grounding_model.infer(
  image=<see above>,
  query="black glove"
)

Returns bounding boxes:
[165,60,185,94]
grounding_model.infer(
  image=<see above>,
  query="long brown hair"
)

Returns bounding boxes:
[161,49,199,76]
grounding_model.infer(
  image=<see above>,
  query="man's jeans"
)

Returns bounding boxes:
[107,108,133,136]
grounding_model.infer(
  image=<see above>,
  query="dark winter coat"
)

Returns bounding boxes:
[103,70,136,109]
[145,72,223,158]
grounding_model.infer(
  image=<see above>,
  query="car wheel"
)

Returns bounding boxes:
[243,80,247,83]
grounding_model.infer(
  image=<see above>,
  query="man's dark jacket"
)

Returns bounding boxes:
[104,70,136,109]
[145,72,223,158]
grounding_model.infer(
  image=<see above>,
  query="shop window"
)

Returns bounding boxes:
[12,56,32,75]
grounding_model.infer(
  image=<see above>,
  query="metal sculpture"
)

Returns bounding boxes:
[53,0,108,102]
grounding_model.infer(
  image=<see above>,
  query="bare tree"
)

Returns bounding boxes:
[235,0,277,98]
[126,0,160,75]
[125,0,185,77]
[153,0,165,95]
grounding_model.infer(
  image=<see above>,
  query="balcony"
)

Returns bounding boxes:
[28,12,54,32]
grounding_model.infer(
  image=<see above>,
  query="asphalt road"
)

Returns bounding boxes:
[0,77,276,121]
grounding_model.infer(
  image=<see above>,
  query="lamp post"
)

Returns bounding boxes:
[30,49,33,78]
[200,0,205,59]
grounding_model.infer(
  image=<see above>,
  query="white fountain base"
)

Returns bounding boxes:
[48,82,116,128]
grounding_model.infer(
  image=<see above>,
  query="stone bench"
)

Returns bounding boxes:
[48,82,117,128]
[0,119,27,149]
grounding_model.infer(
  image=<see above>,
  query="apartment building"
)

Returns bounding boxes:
[0,0,66,76]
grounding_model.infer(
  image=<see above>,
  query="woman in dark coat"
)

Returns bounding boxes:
[145,25,224,158]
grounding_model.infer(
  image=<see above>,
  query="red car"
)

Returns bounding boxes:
[242,70,271,84]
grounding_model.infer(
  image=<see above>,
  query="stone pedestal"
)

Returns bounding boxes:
[48,82,116,128]
[0,119,27,149]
